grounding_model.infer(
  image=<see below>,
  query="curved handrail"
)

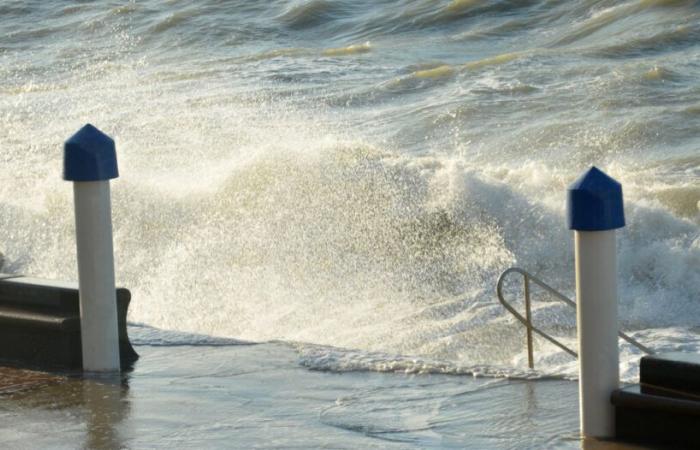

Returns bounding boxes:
[496,267,654,369]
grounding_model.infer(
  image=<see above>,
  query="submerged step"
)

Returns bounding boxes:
[640,352,700,397]
[0,275,138,371]
[612,384,700,447]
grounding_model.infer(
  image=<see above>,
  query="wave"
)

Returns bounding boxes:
[151,10,198,34]
[297,343,547,379]
[1,84,697,376]
[593,24,700,58]
[1,0,698,380]
[295,324,700,382]
[322,41,371,57]
[127,323,253,347]
[277,0,352,29]
[384,52,524,92]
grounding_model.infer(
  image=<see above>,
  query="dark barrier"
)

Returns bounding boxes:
[0,276,137,371]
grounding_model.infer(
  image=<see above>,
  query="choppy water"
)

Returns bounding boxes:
[1,0,699,381]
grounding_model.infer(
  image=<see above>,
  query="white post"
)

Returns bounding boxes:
[575,231,618,436]
[567,166,625,438]
[64,124,121,373]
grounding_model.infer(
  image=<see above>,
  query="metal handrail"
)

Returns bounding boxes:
[496,267,654,369]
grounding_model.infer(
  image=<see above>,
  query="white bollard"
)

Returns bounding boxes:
[64,124,121,373]
[575,230,618,437]
[567,166,625,438]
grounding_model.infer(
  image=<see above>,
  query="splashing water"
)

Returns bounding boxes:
[0,0,698,381]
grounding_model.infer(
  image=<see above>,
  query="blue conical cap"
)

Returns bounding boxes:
[567,166,625,231]
[63,124,119,181]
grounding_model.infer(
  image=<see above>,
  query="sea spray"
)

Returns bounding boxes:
[0,0,698,381]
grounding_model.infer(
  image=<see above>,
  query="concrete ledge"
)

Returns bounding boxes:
[0,275,138,371]
[612,384,700,447]
[0,305,79,330]
[640,352,700,397]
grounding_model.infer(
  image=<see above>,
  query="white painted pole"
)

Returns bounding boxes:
[567,166,625,439]
[74,181,120,372]
[575,230,618,437]
[64,124,121,373]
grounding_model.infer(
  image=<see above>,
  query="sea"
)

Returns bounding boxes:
[0,0,699,447]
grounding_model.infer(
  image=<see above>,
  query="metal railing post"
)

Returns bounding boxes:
[524,275,534,369]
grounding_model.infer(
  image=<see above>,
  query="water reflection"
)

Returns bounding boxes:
[0,366,130,449]
[82,374,130,450]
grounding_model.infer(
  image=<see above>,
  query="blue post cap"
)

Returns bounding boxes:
[63,124,119,181]
[567,166,625,231]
